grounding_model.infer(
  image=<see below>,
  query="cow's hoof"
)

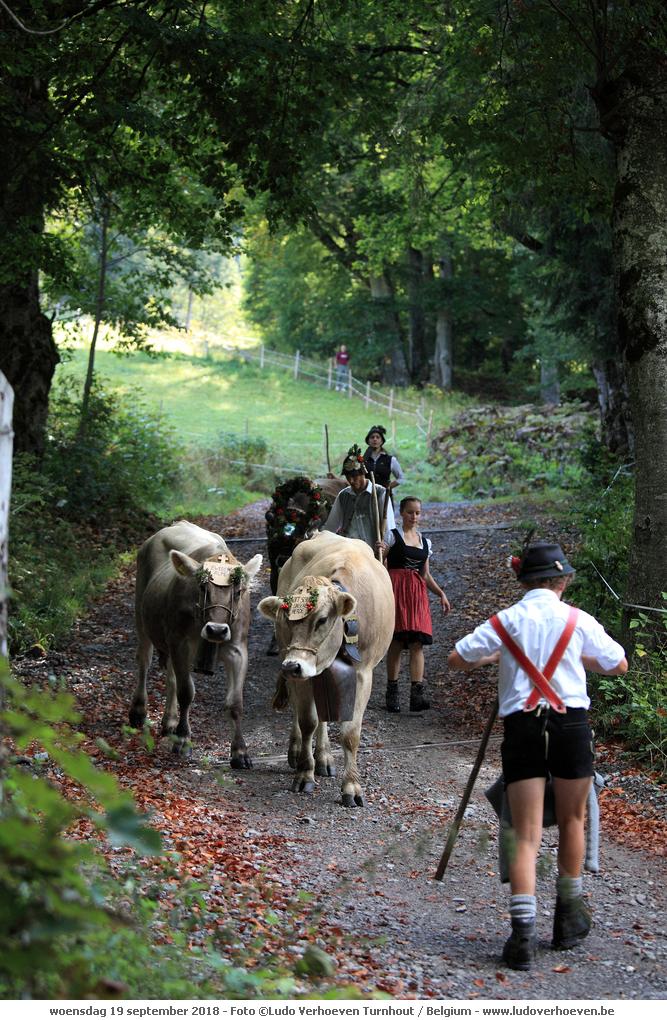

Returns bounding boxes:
[172,740,193,758]
[315,762,337,778]
[230,754,253,770]
[292,778,315,794]
[341,793,364,808]
[354,794,364,807]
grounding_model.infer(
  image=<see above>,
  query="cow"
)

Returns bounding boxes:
[257,530,394,807]
[129,520,262,764]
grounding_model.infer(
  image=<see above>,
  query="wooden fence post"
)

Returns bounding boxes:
[389,388,394,416]
[0,372,14,660]
[327,359,333,389]
[294,350,300,380]
[391,419,396,445]
[365,380,370,408]
[348,368,352,398]
[260,344,265,369]
[427,409,434,445]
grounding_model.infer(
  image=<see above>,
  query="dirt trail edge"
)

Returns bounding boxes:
[15,502,667,1000]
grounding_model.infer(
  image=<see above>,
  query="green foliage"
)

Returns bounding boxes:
[8,376,177,653]
[428,402,595,499]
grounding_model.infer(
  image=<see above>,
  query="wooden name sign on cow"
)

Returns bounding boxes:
[130,520,262,764]
[258,530,394,807]
[265,476,346,595]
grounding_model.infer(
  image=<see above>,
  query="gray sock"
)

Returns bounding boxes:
[557,875,583,900]
[510,894,536,925]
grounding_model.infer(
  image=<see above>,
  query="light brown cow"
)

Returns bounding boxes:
[258,530,394,806]
[130,521,262,763]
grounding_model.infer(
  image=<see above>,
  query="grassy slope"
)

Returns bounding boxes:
[57,344,469,503]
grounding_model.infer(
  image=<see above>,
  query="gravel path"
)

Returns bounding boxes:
[16,503,667,1001]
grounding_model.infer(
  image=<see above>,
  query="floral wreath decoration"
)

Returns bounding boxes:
[280,586,320,618]
[265,476,327,544]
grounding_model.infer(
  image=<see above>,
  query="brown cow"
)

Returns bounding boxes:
[130,521,262,763]
[258,531,394,806]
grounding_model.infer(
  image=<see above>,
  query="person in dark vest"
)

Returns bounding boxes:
[384,496,450,713]
[447,542,627,972]
[363,424,404,491]
[323,444,395,551]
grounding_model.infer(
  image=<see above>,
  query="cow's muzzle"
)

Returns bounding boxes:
[281,656,316,679]
[201,622,231,643]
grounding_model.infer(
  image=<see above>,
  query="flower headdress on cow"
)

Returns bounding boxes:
[280,585,320,619]
[341,444,367,477]
[265,476,327,544]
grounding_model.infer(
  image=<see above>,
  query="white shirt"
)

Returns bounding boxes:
[455,588,626,718]
[323,480,396,543]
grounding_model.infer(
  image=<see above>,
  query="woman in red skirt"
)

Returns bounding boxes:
[384,497,451,712]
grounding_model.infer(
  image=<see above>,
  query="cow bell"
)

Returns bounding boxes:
[312,655,357,722]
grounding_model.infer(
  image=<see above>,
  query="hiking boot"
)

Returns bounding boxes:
[502,920,537,971]
[409,682,430,711]
[385,681,400,713]
[552,896,591,950]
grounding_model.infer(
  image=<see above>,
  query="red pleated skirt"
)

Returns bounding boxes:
[388,568,433,646]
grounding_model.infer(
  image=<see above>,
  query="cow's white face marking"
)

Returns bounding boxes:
[259,583,357,680]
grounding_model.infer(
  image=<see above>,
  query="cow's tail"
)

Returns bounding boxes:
[272,673,290,711]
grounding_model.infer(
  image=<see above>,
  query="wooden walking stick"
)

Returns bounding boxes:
[369,471,383,561]
[324,423,332,475]
[434,695,499,880]
[381,483,392,535]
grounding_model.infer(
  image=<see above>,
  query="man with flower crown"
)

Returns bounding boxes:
[323,444,395,551]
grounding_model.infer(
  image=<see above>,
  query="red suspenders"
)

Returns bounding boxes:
[489,605,580,714]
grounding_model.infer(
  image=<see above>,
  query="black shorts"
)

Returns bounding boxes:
[501,707,594,785]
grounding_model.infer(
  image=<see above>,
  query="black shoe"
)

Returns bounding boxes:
[386,682,400,713]
[552,896,591,950]
[502,920,537,971]
[409,682,430,711]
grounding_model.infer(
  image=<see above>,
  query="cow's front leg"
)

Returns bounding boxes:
[160,661,179,736]
[219,643,252,769]
[168,645,195,756]
[339,667,373,807]
[314,721,336,777]
[129,632,153,728]
[291,682,318,795]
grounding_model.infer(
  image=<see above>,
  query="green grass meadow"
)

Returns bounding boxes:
[57,342,469,510]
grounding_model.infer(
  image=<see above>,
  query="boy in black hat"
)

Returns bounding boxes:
[447,542,627,971]
[323,444,395,550]
[363,424,404,492]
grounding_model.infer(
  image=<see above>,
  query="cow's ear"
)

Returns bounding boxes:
[257,596,283,620]
[334,592,357,618]
[243,553,263,581]
[170,550,199,577]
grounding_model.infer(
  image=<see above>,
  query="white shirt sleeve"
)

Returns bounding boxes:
[390,456,404,484]
[455,619,503,662]
[579,613,626,669]
[383,494,396,542]
[322,493,343,533]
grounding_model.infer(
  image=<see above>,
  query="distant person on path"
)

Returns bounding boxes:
[323,444,395,551]
[363,424,404,492]
[384,497,450,713]
[447,542,628,972]
[334,344,350,391]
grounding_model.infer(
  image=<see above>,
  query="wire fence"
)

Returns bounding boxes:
[206,339,434,440]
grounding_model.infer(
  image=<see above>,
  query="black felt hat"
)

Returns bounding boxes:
[364,424,387,445]
[516,543,575,581]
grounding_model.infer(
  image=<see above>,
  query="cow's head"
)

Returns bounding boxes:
[171,550,262,643]
[258,577,356,678]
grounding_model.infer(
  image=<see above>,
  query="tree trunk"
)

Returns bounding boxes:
[591,357,633,456]
[369,273,409,386]
[0,68,59,457]
[0,279,58,457]
[433,252,453,390]
[80,203,110,430]
[539,360,560,405]
[595,58,667,644]
[407,246,426,379]
[0,373,13,662]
